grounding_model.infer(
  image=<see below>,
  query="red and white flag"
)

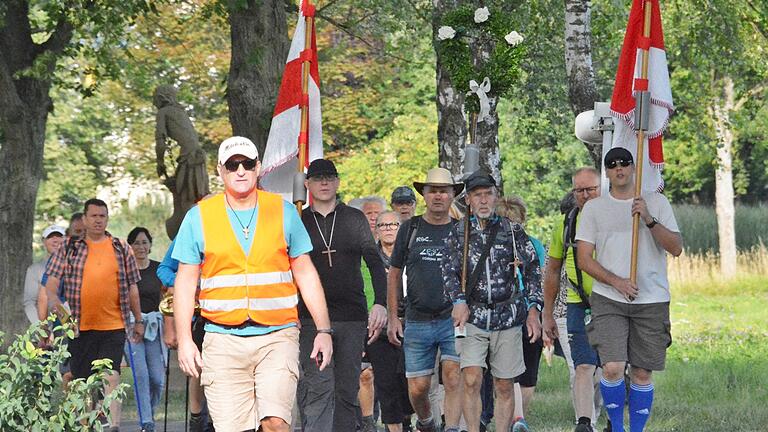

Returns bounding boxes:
[609,0,673,192]
[260,0,323,199]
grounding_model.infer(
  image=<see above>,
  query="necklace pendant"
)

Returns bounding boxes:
[243,227,250,239]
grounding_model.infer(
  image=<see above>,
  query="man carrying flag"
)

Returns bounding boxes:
[575,148,682,432]
[260,0,323,199]
[574,2,683,431]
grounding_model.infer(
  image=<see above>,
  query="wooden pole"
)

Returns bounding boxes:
[296,0,315,215]
[461,112,479,294]
[629,1,653,284]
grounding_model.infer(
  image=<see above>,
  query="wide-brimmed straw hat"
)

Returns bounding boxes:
[413,168,464,196]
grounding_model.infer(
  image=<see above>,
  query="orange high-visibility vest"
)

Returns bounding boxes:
[198,192,297,326]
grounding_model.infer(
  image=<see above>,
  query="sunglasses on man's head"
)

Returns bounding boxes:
[224,158,258,172]
[605,159,632,169]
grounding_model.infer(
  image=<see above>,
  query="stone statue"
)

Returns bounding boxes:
[154,85,210,239]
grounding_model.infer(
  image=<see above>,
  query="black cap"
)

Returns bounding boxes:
[604,147,634,166]
[391,186,416,204]
[306,159,338,178]
[464,169,497,192]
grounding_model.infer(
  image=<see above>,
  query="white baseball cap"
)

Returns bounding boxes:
[42,225,66,239]
[218,136,259,165]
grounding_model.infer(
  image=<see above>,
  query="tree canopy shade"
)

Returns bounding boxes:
[0,0,167,338]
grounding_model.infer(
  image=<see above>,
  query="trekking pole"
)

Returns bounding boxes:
[125,338,146,425]
[163,349,171,432]
[185,376,190,432]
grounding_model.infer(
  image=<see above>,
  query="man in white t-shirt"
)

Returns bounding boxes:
[575,147,682,432]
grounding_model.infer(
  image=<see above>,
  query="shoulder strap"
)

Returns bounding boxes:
[401,215,421,266]
[466,221,500,301]
[562,207,590,308]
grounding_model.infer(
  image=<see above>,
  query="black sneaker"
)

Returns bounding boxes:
[416,419,437,432]
[574,416,593,432]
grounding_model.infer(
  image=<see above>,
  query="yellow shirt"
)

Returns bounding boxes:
[548,213,594,303]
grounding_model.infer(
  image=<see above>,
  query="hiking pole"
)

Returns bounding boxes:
[125,337,146,425]
[458,142,480,339]
[185,376,190,432]
[163,349,171,432]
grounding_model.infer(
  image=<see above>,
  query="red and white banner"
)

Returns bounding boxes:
[609,0,673,192]
[260,0,323,199]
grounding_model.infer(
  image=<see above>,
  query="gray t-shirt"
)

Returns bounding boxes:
[575,192,679,304]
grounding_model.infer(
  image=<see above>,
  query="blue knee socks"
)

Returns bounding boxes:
[600,377,626,432]
[628,382,654,432]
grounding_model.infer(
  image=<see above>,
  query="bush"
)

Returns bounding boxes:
[0,320,126,431]
[673,204,768,254]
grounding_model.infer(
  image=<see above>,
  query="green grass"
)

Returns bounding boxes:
[119,276,768,431]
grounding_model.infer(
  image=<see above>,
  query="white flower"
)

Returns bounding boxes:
[437,26,456,40]
[474,7,490,23]
[505,30,524,46]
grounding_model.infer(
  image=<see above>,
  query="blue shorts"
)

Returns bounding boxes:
[403,318,460,378]
[567,303,600,367]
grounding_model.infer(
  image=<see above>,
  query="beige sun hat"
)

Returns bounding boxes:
[413,167,464,196]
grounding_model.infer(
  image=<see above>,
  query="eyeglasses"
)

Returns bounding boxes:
[605,159,632,169]
[376,222,400,230]
[572,186,599,195]
[224,158,258,172]
[308,174,338,182]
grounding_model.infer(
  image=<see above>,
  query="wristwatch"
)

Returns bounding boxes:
[646,217,659,229]
[316,328,335,335]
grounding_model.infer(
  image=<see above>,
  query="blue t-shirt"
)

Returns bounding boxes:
[530,236,546,269]
[41,256,66,302]
[172,197,313,336]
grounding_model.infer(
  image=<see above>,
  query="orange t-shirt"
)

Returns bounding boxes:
[79,238,123,331]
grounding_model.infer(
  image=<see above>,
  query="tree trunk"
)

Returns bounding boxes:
[0,2,58,338]
[433,0,468,180]
[227,0,290,156]
[710,77,738,278]
[564,0,600,167]
[433,0,502,191]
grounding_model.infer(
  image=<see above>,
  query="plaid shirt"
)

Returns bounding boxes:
[46,232,141,329]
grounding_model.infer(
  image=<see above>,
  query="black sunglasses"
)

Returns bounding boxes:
[224,158,258,172]
[605,159,632,169]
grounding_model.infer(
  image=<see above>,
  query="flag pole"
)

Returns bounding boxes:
[296,0,315,215]
[629,1,653,285]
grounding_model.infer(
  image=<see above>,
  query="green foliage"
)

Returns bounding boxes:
[108,197,173,261]
[434,4,526,113]
[673,204,768,254]
[336,110,438,208]
[0,320,127,431]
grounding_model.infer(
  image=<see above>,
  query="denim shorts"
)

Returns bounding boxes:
[403,317,459,378]
[567,303,600,367]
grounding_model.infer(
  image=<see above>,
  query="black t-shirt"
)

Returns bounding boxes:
[138,260,162,314]
[390,217,454,321]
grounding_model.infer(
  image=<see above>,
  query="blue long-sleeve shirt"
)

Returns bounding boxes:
[157,238,178,288]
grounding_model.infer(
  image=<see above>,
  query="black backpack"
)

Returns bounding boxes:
[562,207,590,308]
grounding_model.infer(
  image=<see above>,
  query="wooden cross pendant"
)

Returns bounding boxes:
[322,247,337,267]
[512,257,522,272]
[242,227,250,239]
